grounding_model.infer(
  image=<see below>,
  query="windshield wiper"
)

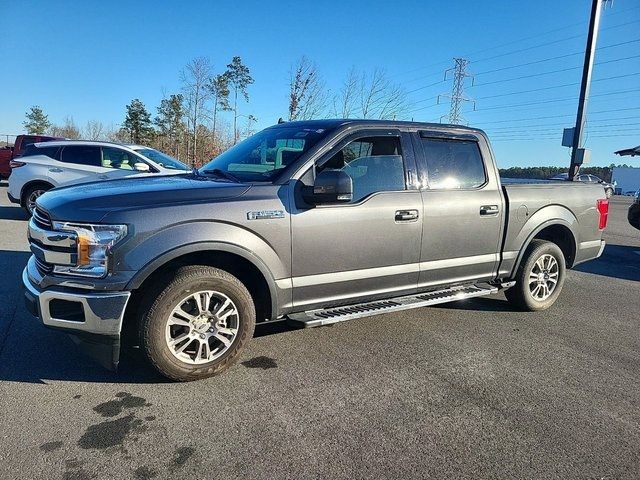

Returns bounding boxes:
[200,168,240,183]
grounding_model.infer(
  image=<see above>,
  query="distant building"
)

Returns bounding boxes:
[611,167,640,195]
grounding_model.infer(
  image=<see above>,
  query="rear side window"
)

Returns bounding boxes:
[420,137,486,189]
[60,146,101,166]
[22,144,60,159]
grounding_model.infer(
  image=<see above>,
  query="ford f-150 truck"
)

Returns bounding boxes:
[23,120,609,381]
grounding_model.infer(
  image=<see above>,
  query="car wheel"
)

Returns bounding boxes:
[23,184,52,215]
[139,265,256,382]
[505,240,566,311]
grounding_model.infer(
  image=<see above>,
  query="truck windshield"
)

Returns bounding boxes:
[200,126,327,182]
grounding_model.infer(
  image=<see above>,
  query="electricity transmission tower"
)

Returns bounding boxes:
[438,58,475,124]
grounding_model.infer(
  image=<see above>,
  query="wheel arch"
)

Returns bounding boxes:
[20,179,54,206]
[511,220,577,277]
[125,243,279,323]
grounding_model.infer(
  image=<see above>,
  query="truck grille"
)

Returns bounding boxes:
[35,257,53,274]
[32,207,52,229]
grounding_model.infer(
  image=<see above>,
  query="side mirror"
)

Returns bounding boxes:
[133,162,150,172]
[303,170,353,204]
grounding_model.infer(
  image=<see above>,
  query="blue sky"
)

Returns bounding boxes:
[0,0,638,168]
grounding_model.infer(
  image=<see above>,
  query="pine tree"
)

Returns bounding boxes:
[209,73,231,141]
[155,94,185,157]
[23,105,51,134]
[224,56,254,144]
[123,99,153,144]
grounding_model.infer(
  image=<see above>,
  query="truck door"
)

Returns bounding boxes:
[413,130,504,288]
[290,130,423,311]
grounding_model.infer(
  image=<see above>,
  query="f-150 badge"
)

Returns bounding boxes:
[247,210,285,220]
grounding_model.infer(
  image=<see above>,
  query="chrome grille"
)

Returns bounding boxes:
[35,257,53,274]
[32,207,52,229]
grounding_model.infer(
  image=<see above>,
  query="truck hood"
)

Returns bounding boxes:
[37,174,251,223]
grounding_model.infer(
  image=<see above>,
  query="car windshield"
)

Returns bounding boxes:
[200,126,327,182]
[135,148,188,171]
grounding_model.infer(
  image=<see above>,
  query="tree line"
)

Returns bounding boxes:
[498,166,634,183]
[21,55,410,166]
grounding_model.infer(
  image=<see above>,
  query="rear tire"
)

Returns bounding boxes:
[139,265,255,382]
[22,183,52,215]
[505,240,566,311]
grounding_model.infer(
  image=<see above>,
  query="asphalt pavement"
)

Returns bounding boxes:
[0,184,638,480]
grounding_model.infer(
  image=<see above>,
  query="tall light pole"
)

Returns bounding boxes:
[568,0,608,180]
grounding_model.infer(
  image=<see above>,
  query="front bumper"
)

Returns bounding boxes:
[22,257,131,370]
[7,189,19,204]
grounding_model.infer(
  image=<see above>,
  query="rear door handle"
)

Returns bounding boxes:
[99,175,109,180]
[395,209,419,222]
[480,205,500,216]
[48,168,63,173]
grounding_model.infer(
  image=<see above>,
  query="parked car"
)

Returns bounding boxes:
[628,190,640,230]
[23,120,608,381]
[549,172,614,198]
[7,141,188,214]
[0,134,63,179]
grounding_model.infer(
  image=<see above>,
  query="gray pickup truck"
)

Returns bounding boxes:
[23,120,609,381]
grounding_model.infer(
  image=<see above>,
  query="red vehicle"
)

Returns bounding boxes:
[0,134,63,179]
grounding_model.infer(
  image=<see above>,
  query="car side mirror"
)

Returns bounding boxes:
[303,170,353,204]
[133,162,150,172]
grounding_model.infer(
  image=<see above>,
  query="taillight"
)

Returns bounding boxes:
[596,198,609,230]
[9,161,26,169]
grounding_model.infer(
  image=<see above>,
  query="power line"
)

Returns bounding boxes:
[487,121,640,134]
[473,38,640,76]
[467,88,640,113]
[475,69,640,100]
[473,106,640,124]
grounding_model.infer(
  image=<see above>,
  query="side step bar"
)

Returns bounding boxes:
[287,284,499,328]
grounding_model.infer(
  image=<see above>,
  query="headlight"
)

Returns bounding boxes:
[51,222,127,278]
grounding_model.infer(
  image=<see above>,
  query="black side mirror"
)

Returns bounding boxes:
[303,169,353,204]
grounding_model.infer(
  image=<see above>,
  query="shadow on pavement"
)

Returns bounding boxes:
[575,244,640,282]
[0,205,29,221]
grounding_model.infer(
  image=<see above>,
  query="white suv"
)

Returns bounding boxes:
[7,141,189,214]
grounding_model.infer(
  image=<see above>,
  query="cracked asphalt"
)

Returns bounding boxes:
[0,183,638,479]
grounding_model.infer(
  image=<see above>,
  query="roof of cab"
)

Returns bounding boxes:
[266,118,486,135]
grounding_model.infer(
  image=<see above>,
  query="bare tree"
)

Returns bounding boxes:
[333,67,407,119]
[83,120,104,140]
[359,68,407,119]
[181,57,212,164]
[49,116,81,139]
[332,67,359,118]
[288,56,327,121]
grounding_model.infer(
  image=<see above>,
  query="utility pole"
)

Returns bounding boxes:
[438,58,475,124]
[568,0,609,180]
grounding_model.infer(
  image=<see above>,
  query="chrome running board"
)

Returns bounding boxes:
[287,283,498,328]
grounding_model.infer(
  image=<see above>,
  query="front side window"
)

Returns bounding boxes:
[101,147,140,170]
[318,136,405,202]
[420,137,486,189]
[60,146,101,166]
[200,126,327,182]
[134,148,187,171]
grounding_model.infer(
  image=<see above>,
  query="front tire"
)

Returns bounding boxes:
[22,183,52,215]
[139,265,255,381]
[505,240,566,311]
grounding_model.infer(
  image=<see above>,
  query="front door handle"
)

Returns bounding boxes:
[395,209,419,222]
[480,205,500,216]
[48,168,63,173]
[99,175,109,180]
